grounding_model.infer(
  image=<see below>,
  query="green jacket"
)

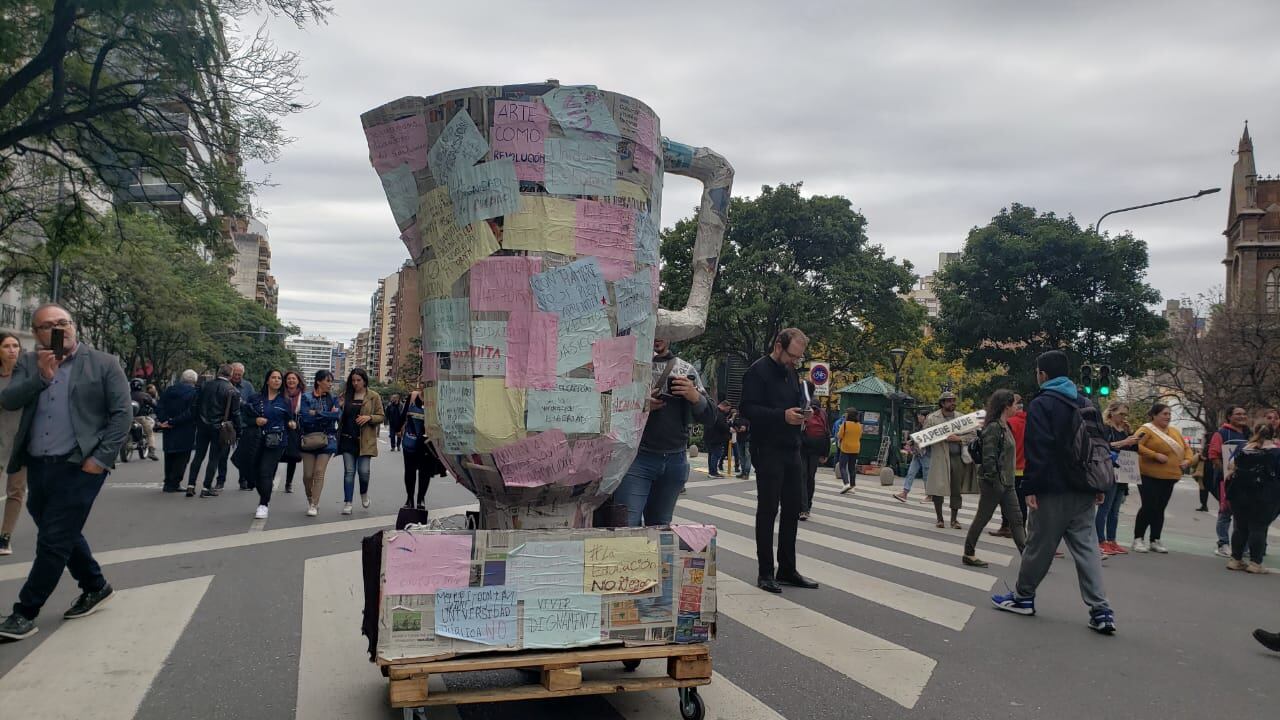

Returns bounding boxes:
[979,420,1016,489]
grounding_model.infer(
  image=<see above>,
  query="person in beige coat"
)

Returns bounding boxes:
[924,392,978,528]
[338,368,384,515]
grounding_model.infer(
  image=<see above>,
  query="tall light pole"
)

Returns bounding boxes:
[888,348,907,474]
[1094,188,1220,234]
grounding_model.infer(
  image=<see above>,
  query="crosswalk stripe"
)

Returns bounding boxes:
[821,479,986,516]
[678,499,996,590]
[716,573,935,709]
[813,485,984,522]
[0,576,213,720]
[675,515,973,631]
[713,494,1012,566]
[605,670,786,720]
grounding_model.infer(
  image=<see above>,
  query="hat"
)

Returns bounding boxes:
[938,391,957,401]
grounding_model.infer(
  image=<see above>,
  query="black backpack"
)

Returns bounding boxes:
[1045,394,1115,494]
[967,432,984,466]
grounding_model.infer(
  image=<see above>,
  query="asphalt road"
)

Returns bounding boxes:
[1,440,1277,720]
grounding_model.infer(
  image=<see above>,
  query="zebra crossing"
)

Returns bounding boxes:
[0,473,1024,718]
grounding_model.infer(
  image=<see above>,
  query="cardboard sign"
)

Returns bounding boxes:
[910,411,982,449]
[1116,450,1141,485]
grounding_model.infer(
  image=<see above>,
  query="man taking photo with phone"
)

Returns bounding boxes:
[0,304,131,641]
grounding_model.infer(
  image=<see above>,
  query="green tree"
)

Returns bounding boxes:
[933,203,1167,397]
[872,339,1004,412]
[660,183,923,371]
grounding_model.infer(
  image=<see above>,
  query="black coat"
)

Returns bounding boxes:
[157,383,198,454]
[740,355,804,451]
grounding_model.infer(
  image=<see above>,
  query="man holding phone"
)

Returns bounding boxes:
[0,304,131,642]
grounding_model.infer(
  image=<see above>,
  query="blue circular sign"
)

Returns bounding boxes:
[811,364,829,384]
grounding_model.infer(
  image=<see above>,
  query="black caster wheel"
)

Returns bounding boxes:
[622,659,642,672]
[678,687,705,720]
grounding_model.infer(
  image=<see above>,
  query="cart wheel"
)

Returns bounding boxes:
[678,687,705,720]
[402,707,428,720]
[622,659,642,672]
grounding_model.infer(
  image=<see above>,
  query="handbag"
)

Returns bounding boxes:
[217,392,236,446]
[402,430,419,454]
[263,430,284,449]
[301,432,328,451]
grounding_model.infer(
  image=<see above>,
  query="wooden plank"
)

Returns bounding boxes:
[541,666,583,691]
[388,678,428,707]
[386,643,710,680]
[391,675,711,708]
[666,654,712,680]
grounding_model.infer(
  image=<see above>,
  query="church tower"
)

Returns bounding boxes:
[1224,123,1280,311]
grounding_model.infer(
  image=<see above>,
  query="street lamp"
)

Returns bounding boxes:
[888,348,907,474]
[1094,188,1220,235]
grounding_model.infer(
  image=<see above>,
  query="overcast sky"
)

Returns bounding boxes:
[244,0,1280,344]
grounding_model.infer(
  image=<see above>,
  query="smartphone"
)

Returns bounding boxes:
[50,328,65,359]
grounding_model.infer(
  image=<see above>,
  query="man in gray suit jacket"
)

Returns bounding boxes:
[0,304,131,642]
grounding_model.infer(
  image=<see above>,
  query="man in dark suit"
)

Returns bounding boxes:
[385,394,405,452]
[0,304,131,642]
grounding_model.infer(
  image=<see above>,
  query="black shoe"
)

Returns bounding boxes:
[403,500,415,509]
[200,489,215,498]
[798,511,810,521]
[64,583,114,619]
[0,613,37,641]
[777,571,819,589]
[185,486,197,497]
[1255,629,1280,652]
[162,487,182,493]
[0,533,11,556]
[757,576,782,593]
[708,473,723,478]
[215,482,225,490]
[1196,506,1209,513]
[416,502,427,511]
[149,453,160,462]
[285,484,293,493]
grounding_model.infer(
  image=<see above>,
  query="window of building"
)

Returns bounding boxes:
[1267,268,1280,311]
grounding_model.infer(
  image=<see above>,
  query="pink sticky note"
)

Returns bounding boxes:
[366,115,429,174]
[400,221,423,260]
[597,255,635,282]
[567,436,613,486]
[495,429,572,487]
[672,524,716,553]
[506,310,558,390]
[636,113,658,155]
[492,100,549,182]
[469,256,540,312]
[384,533,472,595]
[575,200,635,263]
[422,350,438,382]
[591,335,636,392]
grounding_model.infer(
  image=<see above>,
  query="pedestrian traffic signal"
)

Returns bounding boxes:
[1080,364,1094,395]
[1098,365,1112,397]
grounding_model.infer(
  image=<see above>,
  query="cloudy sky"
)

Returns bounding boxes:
[244,0,1280,344]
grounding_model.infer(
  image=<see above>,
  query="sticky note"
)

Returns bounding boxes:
[584,536,660,594]
[630,310,657,355]
[451,320,506,376]
[494,429,572,488]
[469,255,540,312]
[448,158,520,227]
[384,532,472,595]
[596,256,635,282]
[380,163,420,226]
[614,269,653,330]
[672,525,717,553]
[473,378,525,452]
[575,199,635,263]
[522,593,602,649]
[422,297,470,352]
[634,210,659,265]
[502,196,576,254]
[556,311,612,375]
[417,187,500,298]
[435,586,517,646]
[492,100,548,182]
[591,335,636,392]
[568,436,613,486]
[505,310,558,390]
[635,112,658,155]
[527,378,602,435]
[437,380,475,454]
[507,540,585,595]
[366,114,428,174]
[427,109,488,185]
[544,138,616,196]
[543,86,620,137]
[530,257,608,321]
[400,221,423,262]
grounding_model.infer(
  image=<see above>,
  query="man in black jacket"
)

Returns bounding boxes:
[385,394,405,452]
[740,328,819,594]
[186,364,242,498]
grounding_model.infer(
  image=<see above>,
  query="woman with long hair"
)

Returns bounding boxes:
[400,389,447,509]
[243,369,297,520]
[280,370,305,494]
[961,389,1025,567]
[1097,403,1139,556]
[298,370,341,517]
[0,332,24,555]
[1132,403,1193,553]
[1224,422,1280,574]
[339,368,384,515]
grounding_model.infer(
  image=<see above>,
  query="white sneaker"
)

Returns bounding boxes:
[1215,544,1231,558]
[254,505,268,520]
[342,503,353,515]
[306,505,318,517]
[1150,539,1169,554]
[840,484,853,495]
[1132,538,1149,553]
[361,494,370,509]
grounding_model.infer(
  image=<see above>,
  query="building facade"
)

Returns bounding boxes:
[228,217,279,315]
[331,343,349,381]
[1224,124,1280,311]
[285,335,338,384]
[352,329,372,375]
[391,262,422,385]
[907,251,961,320]
[366,271,401,383]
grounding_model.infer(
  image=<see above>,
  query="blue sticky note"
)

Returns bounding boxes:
[428,109,489,185]
[614,270,653,331]
[380,163,419,226]
[544,138,616,196]
[448,158,520,227]
[528,379,602,434]
[530,257,608,321]
[422,298,470,352]
[435,586,518,646]
[662,139,694,170]
[557,311,611,374]
[522,592,603,649]
[634,210,659,265]
[543,86,620,137]
[437,380,475,454]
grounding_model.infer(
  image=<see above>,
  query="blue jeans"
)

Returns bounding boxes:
[614,449,689,526]
[1216,507,1232,547]
[903,454,929,493]
[15,460,108,619]
[1095,483,1125,542]
[342,453,371,503]
[708,446,725,476]
[737,440,752,477]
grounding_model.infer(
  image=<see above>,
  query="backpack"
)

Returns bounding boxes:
[967,432,984,466]
[1044,394,1115,494]
[804,409,827,439]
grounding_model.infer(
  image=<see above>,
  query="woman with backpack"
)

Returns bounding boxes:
[962,390,1025,567]
[1131,403,1194,553]
[400,390,447,510]
[1224,422,1280,574]
[800,400,830,520]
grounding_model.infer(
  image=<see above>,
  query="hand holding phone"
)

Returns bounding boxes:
[50,328,65,360]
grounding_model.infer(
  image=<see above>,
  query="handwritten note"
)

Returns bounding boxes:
[591,335,636,392]
[502,196,576,254]
[451,320,506,376]
[422,297,470,353]
[384,533,472,596]
[543,86,620,137]
[544,138,616,196]
[527,378,602,434]
[523,593,602,649]
[505,310,557,390]
[584,536,660,594]
[557,311,612,375]
[448,158,520,227]
[530,258,608,321]
[634,210,659,265]
[473,378,525,452]
[1116,450,1140,485]
[494,429,572,488]
[575,200,636,262]
[366,114,429,174]
[568,436,613,486]
[507,540,584,594]
[400,221,423,262]
[427,109,488,185]
[437,380,475,454]
[469,256,540,312]
[672,525,717,553]
[635,112,658,154]
[435,586,517,646]
[630,312,657,357]
[491,100,548,182]
[380,163,420,226]
[613,269,653,330]
[911,412,983,449]
[417,187,500,298]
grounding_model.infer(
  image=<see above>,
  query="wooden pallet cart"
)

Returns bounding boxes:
[382,642,712,720]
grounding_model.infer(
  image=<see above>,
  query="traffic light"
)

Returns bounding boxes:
[1097,365,1112,397]
[1080,364,1094,396]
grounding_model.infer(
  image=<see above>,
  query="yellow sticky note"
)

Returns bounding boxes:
[503,196,575,255]
[473,378,526,452]
[584,536,660,594]
[423,385,440,434]
[614,180,650,204]
[418,187,500,299]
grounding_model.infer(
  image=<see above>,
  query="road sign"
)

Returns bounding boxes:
[810,362,830,396]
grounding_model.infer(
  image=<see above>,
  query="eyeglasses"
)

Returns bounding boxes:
[33,319,73,332]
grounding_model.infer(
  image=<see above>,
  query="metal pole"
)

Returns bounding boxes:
[1094,188,1220,234]
[51,259,61,302]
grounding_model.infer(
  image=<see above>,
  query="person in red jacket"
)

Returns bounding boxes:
[991,394,1026,537]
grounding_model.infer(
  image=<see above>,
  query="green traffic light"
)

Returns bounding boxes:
[1099,386,1110,396]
